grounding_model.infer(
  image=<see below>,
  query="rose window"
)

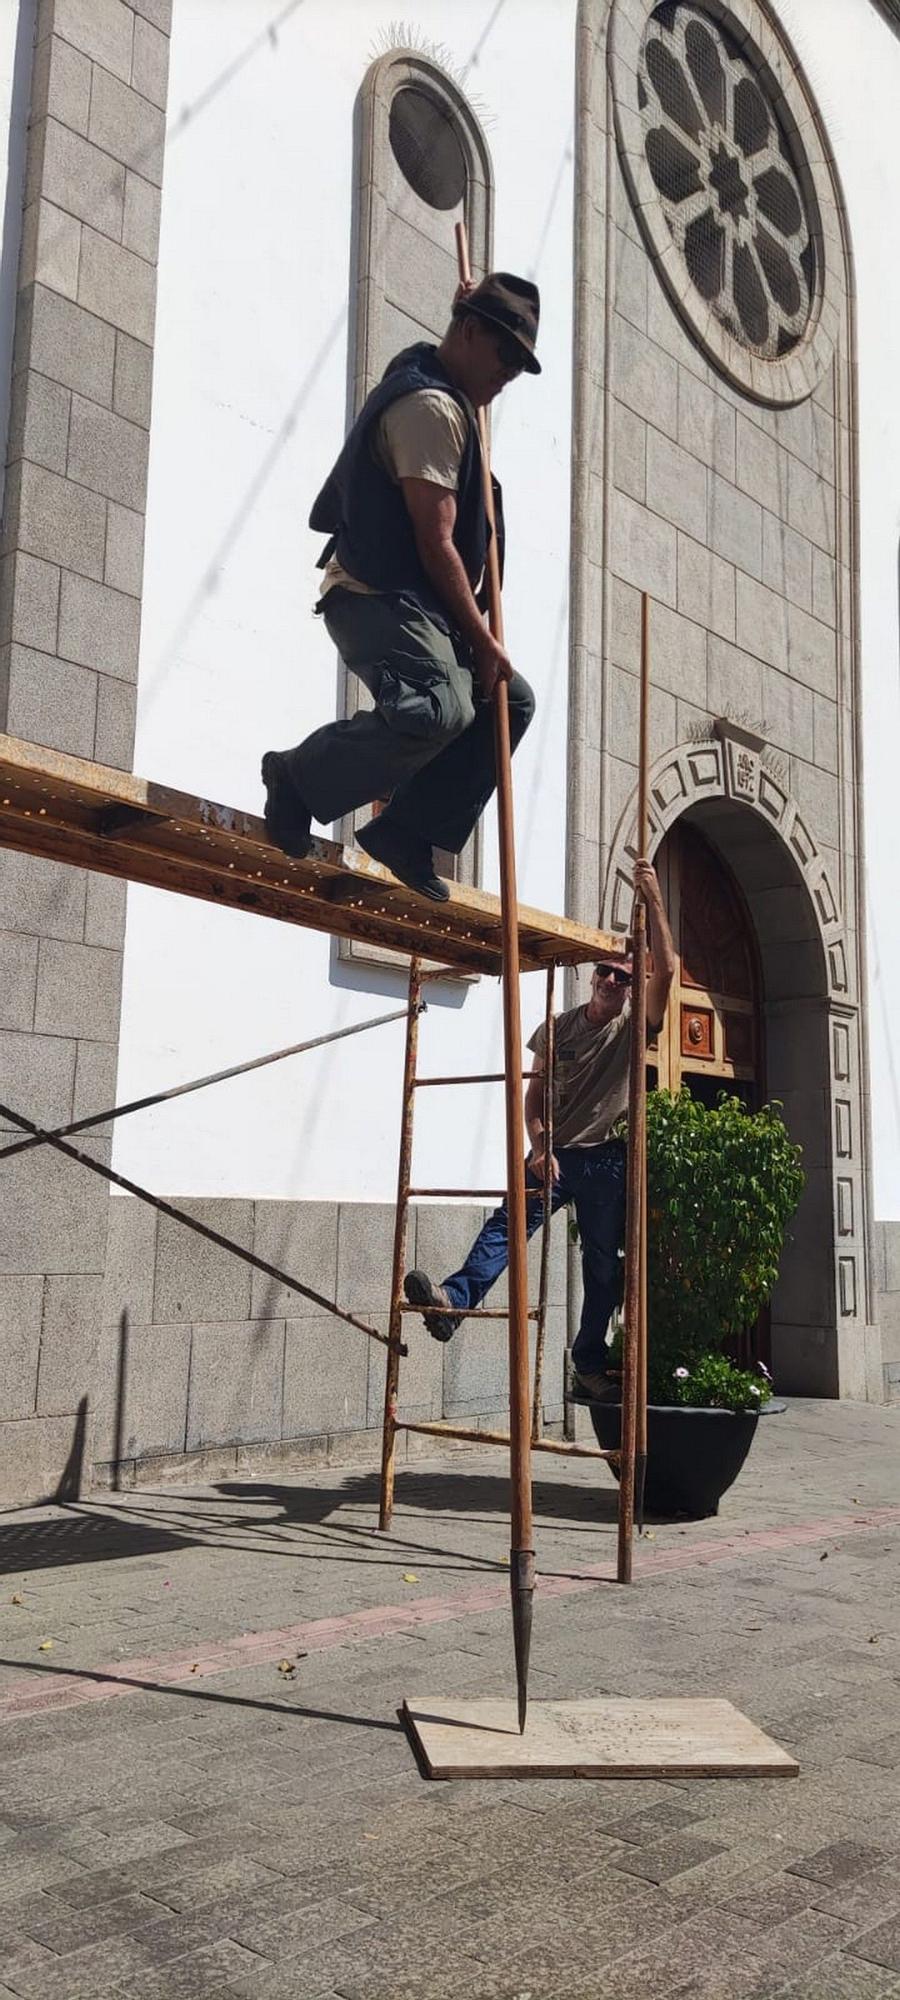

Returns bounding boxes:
[638,2,814,359]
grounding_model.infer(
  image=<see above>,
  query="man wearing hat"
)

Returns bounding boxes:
[261,273,540,901]
[405,858,675,1395]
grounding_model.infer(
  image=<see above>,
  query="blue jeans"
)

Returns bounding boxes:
[443,1140,627,1377]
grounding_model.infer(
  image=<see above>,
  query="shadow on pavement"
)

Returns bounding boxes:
[0,1653,401,1733]
[216,1467,621,1529]
[0,1508,197,1576]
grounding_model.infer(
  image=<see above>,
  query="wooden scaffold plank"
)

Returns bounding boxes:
[0,734,626,978]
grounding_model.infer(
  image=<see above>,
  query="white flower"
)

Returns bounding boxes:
[749,1384,762,1396]
[674,1366,689,1380]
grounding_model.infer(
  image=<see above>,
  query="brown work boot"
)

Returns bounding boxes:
[404,1270,462,1342]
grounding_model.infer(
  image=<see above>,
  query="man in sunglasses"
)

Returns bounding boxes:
[405,858,674,1396]
[260,274,539,902]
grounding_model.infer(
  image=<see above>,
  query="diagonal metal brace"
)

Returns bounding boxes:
[0,1003,423,1164]
[0,1099,404,1354]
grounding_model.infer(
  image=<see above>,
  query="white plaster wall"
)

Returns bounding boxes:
[115,0,577,1201]
[0,0,34,515]
[777,0,900,1216]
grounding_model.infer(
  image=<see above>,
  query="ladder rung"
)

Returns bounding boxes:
[414,1073,532,1087]
[408,1187,548,1199]
[397,1303,539,1319]
[397,1419,618,1460]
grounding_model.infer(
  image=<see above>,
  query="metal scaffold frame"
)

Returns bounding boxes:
[378,953,622,1541]
[0,717,644,1708]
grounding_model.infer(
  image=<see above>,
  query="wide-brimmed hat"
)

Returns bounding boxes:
[456,272,541,375]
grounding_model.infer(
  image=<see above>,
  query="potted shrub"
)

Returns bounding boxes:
[587,1089,804,1517]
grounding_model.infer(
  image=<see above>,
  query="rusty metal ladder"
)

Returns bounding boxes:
[377,955,621,1535]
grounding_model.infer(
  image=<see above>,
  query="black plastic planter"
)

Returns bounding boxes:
[588,1399,760,1518]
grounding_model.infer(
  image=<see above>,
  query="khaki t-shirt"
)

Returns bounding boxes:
[528,999,633,1149]
[319,389,468,597]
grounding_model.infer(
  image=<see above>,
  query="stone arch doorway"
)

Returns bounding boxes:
[602,735,874,1400]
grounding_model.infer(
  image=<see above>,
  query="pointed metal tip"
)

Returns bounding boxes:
[510,1548,535,1740]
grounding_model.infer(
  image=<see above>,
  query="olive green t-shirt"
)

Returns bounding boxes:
[527,999,632,1149]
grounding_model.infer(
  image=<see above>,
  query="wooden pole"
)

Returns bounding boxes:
[456,222,534,1730]
[531,964,556,1444]
[635,592,651,1534]
[379,958,422,1532]
[616,594,651,1582]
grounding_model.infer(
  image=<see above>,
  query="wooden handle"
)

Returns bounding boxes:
[455,221,533,1713]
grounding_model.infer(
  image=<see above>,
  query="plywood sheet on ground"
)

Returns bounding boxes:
[403,1697,799,1779]
[0,734,625,977]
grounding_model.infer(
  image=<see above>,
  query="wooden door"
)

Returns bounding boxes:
[649,823,767,1365]
[649,823,761,1105]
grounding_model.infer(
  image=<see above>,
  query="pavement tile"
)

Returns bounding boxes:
[2,1932,159,2000]
[228,1894,378,1962]
[782,1955,900,1999]
[850,1918,900,1975]
[734,1910,858,1993]
[601,1801,705,1843]
[20,1890,172,1954]
[114,1939,266,2000]
[144,1854,283,1913]
[128,1905,253,1966]
[0,1942,58,1996]
[788,1842,889,1889]
[716,1870,818,1927]
[807,1866,900,1929]
[614,1833,729,1885]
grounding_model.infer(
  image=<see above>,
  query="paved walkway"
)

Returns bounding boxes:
[0,1399,899,1999]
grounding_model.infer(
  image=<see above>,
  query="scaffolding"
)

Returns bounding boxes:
[0,733,638,1560]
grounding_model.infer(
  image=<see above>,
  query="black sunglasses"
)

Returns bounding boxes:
[492,328,526,375]
[594,963,631,987]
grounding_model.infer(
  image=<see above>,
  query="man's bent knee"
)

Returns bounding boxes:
[507,671,536,739]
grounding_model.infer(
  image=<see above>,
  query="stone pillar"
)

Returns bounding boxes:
[0,0,170,1502]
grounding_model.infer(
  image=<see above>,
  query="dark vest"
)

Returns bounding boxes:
[309,343,503,630]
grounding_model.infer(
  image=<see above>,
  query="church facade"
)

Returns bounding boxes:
[0,0,899,1501]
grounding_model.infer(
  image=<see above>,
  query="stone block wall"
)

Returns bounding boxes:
[871,1221,900,1404]
[0,0,170,1504]
[92,1197,570,1486]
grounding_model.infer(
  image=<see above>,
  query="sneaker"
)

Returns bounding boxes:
[404,1269,463,1342]
[261,751,313,859]
[357,819,450,903]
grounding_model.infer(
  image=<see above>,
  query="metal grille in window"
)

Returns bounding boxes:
[389,87,467,210]
[638,3,814,358]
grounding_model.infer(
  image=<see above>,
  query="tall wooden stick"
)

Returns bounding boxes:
[531,964,556,1444]
[456,222,534,1731]
[635,594,651,1534]
[379,958,422,1532]
[617,595,651,1582]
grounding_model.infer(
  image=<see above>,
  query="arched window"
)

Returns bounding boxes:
[338,50,494,963]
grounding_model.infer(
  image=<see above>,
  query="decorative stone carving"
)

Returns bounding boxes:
[603,736,847,999]
[608,0,844,402]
